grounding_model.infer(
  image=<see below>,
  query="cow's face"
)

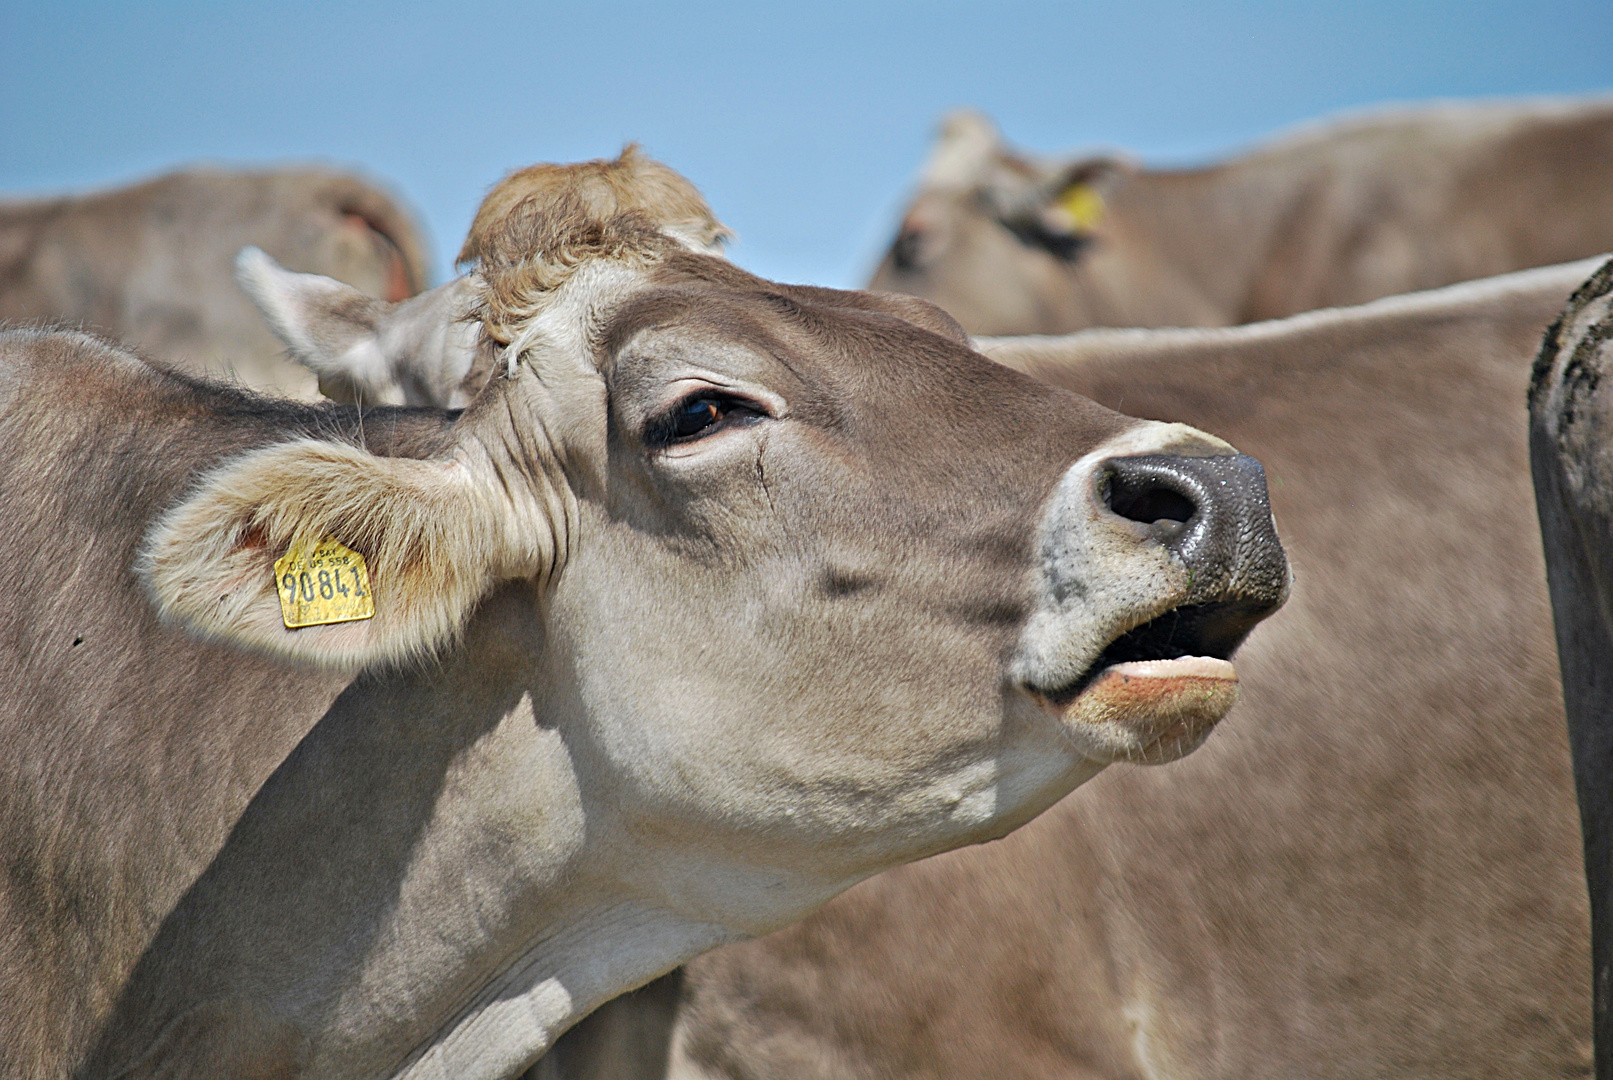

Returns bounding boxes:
[144,194,1287,928]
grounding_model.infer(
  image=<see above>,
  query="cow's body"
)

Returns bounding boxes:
[869,100,1613,335]
[1530,258,1613,1079]
[547,260,1601,1080]
[0,158,1285,1079]
[0,168,428,396]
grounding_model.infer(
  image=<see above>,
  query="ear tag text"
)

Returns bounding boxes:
[273,537,375,629]
[1057,184,1106,231]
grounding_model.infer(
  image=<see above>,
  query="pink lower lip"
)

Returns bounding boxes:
[1051,656,1240,765]
[1103,656,1236,682]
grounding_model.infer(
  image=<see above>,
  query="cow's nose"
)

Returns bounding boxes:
[1102,453,1289,615]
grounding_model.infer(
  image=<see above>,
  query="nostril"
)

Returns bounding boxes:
[1106,472,1197,532]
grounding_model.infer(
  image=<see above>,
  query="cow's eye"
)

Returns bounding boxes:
[651,393,761,446]
[673,397,724,438]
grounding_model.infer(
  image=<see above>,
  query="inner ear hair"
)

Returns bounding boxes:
[140,437,539,671]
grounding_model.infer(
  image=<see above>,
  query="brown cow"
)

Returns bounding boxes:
[0,158,1287,1079]
[1530,258,1613,1079]
[543,259,1602,1080]
[868,100,1613,335]
[0,167,429,396]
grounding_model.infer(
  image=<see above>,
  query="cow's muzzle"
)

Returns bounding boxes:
[1014,433,1290,765]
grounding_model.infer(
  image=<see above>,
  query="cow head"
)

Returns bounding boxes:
[867,111,1140,335]
[236,147,731,409]
[144,154,1287,947]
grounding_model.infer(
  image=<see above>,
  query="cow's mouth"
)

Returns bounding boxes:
[1035,599,1269,765]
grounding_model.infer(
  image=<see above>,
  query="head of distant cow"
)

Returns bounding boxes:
[147,156,1287,911]
[868,111,1137,335]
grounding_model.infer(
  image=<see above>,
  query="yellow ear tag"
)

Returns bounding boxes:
[1058,184,1106,231]
[273,537,375,629]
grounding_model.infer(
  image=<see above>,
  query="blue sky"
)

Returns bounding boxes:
[3,1,1610,288]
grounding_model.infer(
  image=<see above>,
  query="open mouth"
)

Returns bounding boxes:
[1035,599,1271,765]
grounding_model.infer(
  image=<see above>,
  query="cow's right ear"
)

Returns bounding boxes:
[235,246,399,405]
[139,435,548,672]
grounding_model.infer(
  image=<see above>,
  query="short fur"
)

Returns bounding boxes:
[140,434,553,670]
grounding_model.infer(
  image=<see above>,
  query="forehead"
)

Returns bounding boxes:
[598,257,976,383]
[589,258,1126,458]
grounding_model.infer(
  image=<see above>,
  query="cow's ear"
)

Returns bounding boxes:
[235,246,398,405]
[140,437,540,671]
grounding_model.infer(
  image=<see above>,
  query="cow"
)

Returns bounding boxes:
[539,258,1604,1080]
[236,147,730,408]
[1530,257,1613,1079]
[0,157,1288,1080]
[867,99,1613,336]
[0,167,429,397]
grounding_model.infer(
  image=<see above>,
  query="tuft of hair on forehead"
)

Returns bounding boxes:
[464,147,733,369]
[458,144,731,265]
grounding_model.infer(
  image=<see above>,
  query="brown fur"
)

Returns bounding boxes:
[0,328,453,1077]
[473,193,681,354]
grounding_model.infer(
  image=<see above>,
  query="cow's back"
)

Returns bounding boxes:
[1233,100,1613,319]
[0,169,428,399]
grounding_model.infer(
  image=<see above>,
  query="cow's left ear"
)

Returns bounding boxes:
[140,436,546,671]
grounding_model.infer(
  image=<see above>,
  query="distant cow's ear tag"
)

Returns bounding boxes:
[273,537,375,629]
[1056,183,1106,231]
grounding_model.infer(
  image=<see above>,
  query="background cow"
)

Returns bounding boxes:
[868,99,1613,335]
[542,259,1602,1080]
[0,167,429,396]
[1530,257,1613,1079]
[0,158,1286,1080]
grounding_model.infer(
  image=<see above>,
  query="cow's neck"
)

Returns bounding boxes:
[389,899,732,1080]
[84,585,722,1080]
[1109,163,1311,326]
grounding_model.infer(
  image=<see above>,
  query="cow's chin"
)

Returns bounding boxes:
[1045,657,1239,765]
